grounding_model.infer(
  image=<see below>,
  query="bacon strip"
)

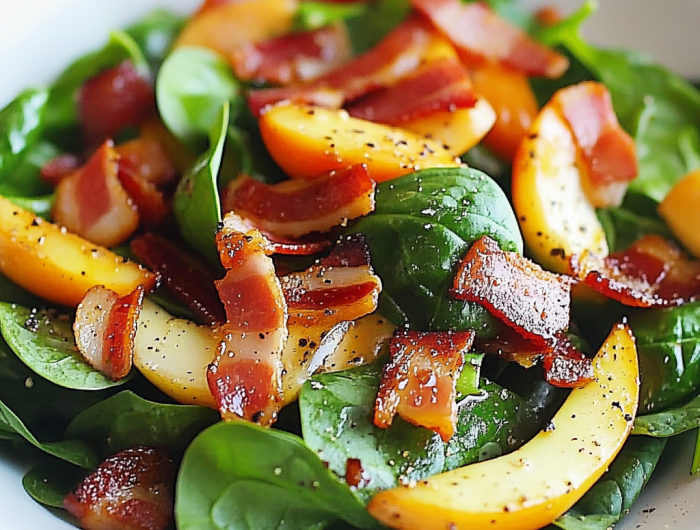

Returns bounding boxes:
[347,57,476,125]
[116,138,177,187]
[52,141,139,248]
[553,81,638,208]
[208,215,288,425]
[222,165,375,238]
[231,23,351,85]
[64,446,175,530]
[451,236,573,347]
[41,153,82,186]
[374,330,474,442]
[131,233,226,325]
[569,235,700,308]
[74,285,144,380]
[410,0,568,78]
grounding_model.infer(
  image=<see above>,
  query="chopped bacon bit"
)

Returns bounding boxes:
[117,165,170,228]
[569,235,700,307]
[345,458,370,488]
[116,138,177,187]
[542,335,594,388]
[52,141,139,248]
[474,329,543,368]
[374,330,474,442]
[347,57,477,125]
[64,446,175,530]
[79,61,155,148]
[41,153,81,186]
[208,215,287,425]
[74,285,144,380]
[249,87,344,118]
[231,23,351,85]
[451,236,573,347]
[131,233,226,325]
[280,234,381,327]
[222,165,375,238]
[411,0,568,78]
[552,82,638,208]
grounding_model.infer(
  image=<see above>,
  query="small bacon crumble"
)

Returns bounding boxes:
[451,236,573,348]
[374,330,474,442]
[79,61,155,148]
[64,446,175,530]
[131,233,226,325]
[569,235,700,308]
[347,57,477,125]
[231,23,351,85]
[41,153,82,186]
[410,0,568,78]
[280,234,382,327]
[553,81,638,208]
[222,164,375,238]
[208,215,288,425]
[74,285,145,380]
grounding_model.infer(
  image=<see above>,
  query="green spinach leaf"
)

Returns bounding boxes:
[596,207,673,253]
[23,460,86,508]
[633,393,700,437]
[295,1,367,31]
[350,167,522,333]
[175,421,378,530]
[344,0,411,55]
[125,9,185,69]
[0,140,59,198]
[0,303,125,391]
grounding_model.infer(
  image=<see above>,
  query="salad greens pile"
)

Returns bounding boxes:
[1,1,700,529]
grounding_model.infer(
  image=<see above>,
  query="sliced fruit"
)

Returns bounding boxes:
[0,195,156,307]
[368,322,639,530]
[658,168,700,258]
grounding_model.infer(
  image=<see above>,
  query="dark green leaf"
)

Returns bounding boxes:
[175,421,378,530]
[596,207,673,253]
[692,429,700,475]
[23,460,86,508]
[295,1,367,31]
[344,0,411,55]
[125,9,185,69]
[633,393,700,437]
[0,139,57,198]
[350,167,522,333]
[0,303,126,391]
[0,271,43,308]
[65,390,218,458]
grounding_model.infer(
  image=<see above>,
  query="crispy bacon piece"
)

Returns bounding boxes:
[249,87,344,117]
[374,330,474,441]
[64,446,175,530]
[452,236,573,347]
[231,23,351,85]
[74,285,144,380]
[41,153,82,186]
[552,81,638,208]
[222,165,375,238]
[116,138,177,187]
[131,233,226,325]
[280,234,381,327]
[52,141,139,248]
[569,235,700,307]
[208,215,288,425]
[347,57,477,125]
[79,61,155,148]
[410,0,568,78]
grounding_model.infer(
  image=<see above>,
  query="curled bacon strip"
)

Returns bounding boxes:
[64,446,175,530]
[374,330,474,442]
[280,234,382,327]
[208,215,288,425]
[569,235,700,308]
[451,236,573,347]
[74,285,145,380]
[411,0,568,78]
[41,153,82,186]
[231,23,351,85]
[222,164,375,238]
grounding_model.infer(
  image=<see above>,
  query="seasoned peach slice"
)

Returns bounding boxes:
[658,168,700,258]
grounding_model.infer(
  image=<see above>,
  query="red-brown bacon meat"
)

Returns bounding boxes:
[208,215,288,425]
[452,236,573,347]
[222,164,375,238]
[64,446,175,530]
[74,285,145,380]
[410,0,568,77]
[374,330,474,442]
[347,57,477,125]
[569,235,700,308]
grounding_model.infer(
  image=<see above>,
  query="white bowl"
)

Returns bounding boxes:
[0,1,699,529]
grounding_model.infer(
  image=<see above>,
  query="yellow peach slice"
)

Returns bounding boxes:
[658,168,700,258]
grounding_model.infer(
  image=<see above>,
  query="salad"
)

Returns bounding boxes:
[1,0,700,529]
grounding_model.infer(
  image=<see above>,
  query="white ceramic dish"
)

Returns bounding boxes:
[0,0,699,529]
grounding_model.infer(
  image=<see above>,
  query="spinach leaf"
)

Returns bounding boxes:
[175,421,378,530]
[344,0,411,54]
[173,102,229,265]
[633,393,700,437]
[0,140,59,199]
[0,89,49,187]
[0,303,125,391]
[125,9,185,69]
[629,301,700,413]
[156,47,240,150]
[295,1,367,31]
[23,460,86,508]
[692,429,700,475]
[299,361,561,502]
[350,167,522,333]
[596,207,673,253]
[65,390,218,459]
[0,271,43,308]
[552,437,666,530]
